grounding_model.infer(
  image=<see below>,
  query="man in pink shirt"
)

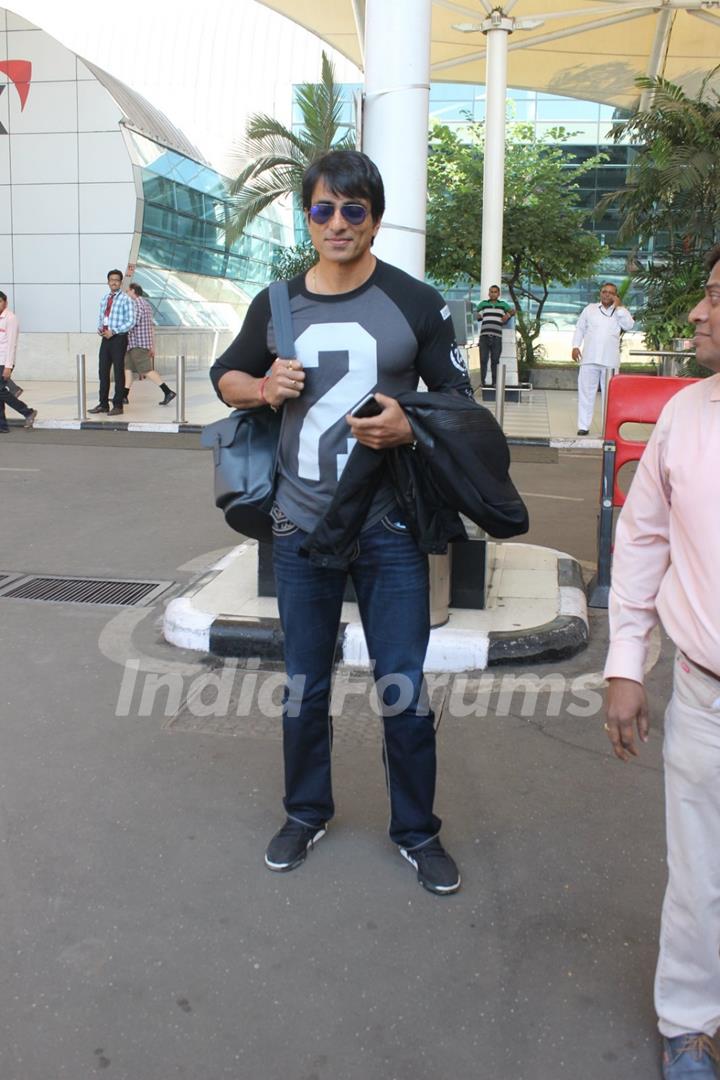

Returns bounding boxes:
[604,245,720,1078]
[0,290,37,432]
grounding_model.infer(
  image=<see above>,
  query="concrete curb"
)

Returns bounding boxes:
[23,419,202,434]
[163,545,589,672]
[6,419,601,450]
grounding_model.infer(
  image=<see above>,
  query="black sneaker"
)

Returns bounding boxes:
[159,389,176,406]
[399,837,461,895]
[265,818,326,872]
[577,428,589,436]
[88,404,109,414]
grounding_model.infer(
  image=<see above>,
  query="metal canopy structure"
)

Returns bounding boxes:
[255,0,720,110]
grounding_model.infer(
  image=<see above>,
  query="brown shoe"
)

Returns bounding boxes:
[108,406,124,416]
[23,409,37,429]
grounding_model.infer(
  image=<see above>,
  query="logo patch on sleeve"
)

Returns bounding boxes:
[440,305,451,321]
[450,344,468,373]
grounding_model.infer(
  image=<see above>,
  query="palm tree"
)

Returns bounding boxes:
[226,51,356,246]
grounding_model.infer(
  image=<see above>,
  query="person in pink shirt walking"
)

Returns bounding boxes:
[0,291,37,433]
[604,245,720,1079]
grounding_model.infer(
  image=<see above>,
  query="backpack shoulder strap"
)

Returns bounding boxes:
[268,280,296,360]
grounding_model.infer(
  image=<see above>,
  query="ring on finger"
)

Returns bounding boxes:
[603,722,611,732]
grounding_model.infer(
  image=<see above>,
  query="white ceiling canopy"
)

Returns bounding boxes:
[256,0,720,108]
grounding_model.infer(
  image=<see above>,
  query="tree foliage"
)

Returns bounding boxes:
[270,240,317,281]
[596,72,720,361]
[598,69,720,251]
[226,52,356,245]
[426,122,604,373]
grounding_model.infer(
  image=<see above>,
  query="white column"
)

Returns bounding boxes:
[482,15,518,385]
[480,16,512,296]
[362,0,432,279]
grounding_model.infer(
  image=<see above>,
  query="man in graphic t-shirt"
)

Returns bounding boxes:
[476,285,515,388]
[211,150,472,895]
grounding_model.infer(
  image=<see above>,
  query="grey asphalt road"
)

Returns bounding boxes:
[0,433,671,1080]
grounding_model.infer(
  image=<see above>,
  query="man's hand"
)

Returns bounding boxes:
[102,328,113,339]
[572,347,582,362]
[2,366,12,381]
[605,678,650,761]
[346,392,413,449]
[262,357,305,408]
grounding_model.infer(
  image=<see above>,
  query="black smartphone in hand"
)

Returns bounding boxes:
[351,393,383,419]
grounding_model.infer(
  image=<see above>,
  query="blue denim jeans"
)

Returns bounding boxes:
[272,509,441,850]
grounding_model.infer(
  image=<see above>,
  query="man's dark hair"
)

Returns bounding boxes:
[0,291,6,303]
[705,245,720,270]
[600,281,618,291]
[302,151,385,220]
[489,285,500,291]
[107,269,124,281]
[129,283,144,297]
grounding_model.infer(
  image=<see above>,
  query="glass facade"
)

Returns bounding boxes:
[295,84,644,329]
[128,132,290,329]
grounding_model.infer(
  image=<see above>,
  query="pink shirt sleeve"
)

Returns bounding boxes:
[603,412,671,684]
[4,311,19,369]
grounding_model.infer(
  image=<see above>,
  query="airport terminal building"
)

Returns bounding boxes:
[0,7,288,379]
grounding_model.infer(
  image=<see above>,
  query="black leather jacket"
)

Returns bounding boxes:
[300,391,529,569]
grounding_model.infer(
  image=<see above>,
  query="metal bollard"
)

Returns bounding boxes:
[175,354,187,423]
[76,353,87,420]
[495,361,506,430]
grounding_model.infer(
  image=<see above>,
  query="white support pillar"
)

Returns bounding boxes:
[481,14,518,385]
[480,14,512,296]
[362,0,432,280]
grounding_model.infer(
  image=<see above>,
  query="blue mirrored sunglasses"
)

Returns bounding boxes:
[309,202,369,226]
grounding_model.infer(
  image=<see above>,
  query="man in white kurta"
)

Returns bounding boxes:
[572,283,634,435]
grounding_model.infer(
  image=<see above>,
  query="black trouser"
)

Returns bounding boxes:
[98,333,128,407]
[0,377,31,424]
[479,333,503,386]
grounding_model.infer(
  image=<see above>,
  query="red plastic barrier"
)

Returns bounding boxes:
[603,374,698,507]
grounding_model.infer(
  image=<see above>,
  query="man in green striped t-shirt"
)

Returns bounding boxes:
[476,285,515,387]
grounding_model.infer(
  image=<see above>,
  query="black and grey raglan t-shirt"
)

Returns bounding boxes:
[210,259,472,533]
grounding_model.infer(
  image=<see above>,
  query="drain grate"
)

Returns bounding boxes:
[0,575,172,607]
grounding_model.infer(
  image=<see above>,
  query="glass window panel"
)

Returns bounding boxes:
[143,205,179,237]
[138,233,176,267]
[174,185,205,217]
[536,97,599,121]
[429,103,473,123]
[535,121,599,144]
[430,82,470,101]
[142,173,177,208]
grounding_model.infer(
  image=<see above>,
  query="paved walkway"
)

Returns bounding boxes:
[10,376,605,444]
[0,435,673,1080]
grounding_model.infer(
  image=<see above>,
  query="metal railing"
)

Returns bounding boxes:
[76,352,189,424]
[495,361,506,429]
[76,353,87,420]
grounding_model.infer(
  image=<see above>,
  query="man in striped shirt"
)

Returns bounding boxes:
[124,284,175,407]
[89,269,135,416]
[476,285,515,387]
